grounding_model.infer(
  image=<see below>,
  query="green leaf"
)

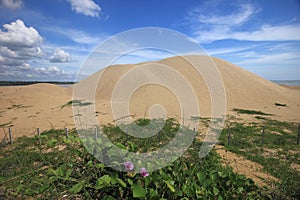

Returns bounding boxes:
[66,169,73,179]
[47,138,57,148]
[115,142,126,150]
[132,184,146,198]
[213,187,219,196]
[164,180,175,193]
[56,167,65,177]
[95,163,105,170]
[175,190,183,197]
[25,189,34,196]
[197,172,206,184]
[69,180,86,193]
[117,178,126,187]
[47,168,57,176]
[95,175,111,189]
[127,178,133,185]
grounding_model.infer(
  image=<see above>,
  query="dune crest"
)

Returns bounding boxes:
[1,56,299,137]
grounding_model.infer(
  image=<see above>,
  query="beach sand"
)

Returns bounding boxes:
[1,56,299,138]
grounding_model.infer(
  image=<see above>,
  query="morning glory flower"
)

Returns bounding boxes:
[124,161,134,171]
[140,168,149,177]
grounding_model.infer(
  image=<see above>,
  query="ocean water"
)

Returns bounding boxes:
[271,80,300,86]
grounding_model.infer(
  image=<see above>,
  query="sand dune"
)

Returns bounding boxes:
[0,84,74,138]
[1,56,299,138]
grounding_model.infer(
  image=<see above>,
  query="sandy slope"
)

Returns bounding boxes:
[0,56,299,138]
[0,84,73,138]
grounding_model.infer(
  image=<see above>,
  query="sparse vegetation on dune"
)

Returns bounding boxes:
[219,117,300,199]
[0,117,299,199]
[233,108,273,116]
[61,100,93,109]
[0,118,274,200]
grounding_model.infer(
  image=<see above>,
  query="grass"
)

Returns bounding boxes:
[219,118,300,199]
[274,103,287,107]
[61,100,93,109]
[7,104,31,110]
[0,118,271,199]
[233,108,272,116]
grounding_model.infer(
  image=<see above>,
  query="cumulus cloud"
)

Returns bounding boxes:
[0,19,43,47]
[66,0,101,17]
[0,0,23,9]
[0,19,44,67]
[35,66,64,74]
[0,19,76,81]
[0,62,75,81]
[49,48,72,63]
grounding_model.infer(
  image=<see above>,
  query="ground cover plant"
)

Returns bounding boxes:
[0,117,290,199]
[219,118,300,199]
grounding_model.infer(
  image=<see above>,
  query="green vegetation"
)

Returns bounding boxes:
[219,119,300,199]
[274,102,287,107]
[0,119,270,199]
[233,108,272,116]
[61,100,93,109]
[7,104,31,110]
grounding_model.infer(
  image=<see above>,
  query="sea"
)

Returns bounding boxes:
[271,80,300,86]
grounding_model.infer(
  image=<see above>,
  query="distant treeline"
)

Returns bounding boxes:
[0,81,77,86]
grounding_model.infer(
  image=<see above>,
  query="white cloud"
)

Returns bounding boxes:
[237,52,300,65]
[35,66,64,74]
[66,29,103,44]
[66,0,101,17]
[229,24,300,41]
[44,26,104,45]
[189,4,254,27]
[194,23,300,42]
[0,19,43,47]
[49,48,72,63]
[206,46,253,56]
[0,0,22,9]
[187,3,300,43]
[0,19,44,68]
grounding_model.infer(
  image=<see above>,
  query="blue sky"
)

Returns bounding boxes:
[0,0,299,81]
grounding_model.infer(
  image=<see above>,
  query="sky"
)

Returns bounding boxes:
[0,0,300,81]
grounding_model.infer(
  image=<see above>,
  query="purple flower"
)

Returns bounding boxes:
[124,161,134,171]
[140,168,149,177]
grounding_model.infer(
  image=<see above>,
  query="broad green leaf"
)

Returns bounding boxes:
[117,178,126,187]
[127,178,133,185]
[95,163,105,170]
[115,142,126,150]
[197,172,205,184]
[175,190,183,196]
[132,184,146,198]
[47,168,57,176]
[47,138,57,148]
[69,180,86,193]
[213,187,219,196]
[95,175,111,189]
[149,188,159,198]
[66,169,73,179]
[110,176,117,185]
[56,167,65,177]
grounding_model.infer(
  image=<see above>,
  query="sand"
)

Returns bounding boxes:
[0,55,300,138]
[0,83,74,138]
[215,145,278,187]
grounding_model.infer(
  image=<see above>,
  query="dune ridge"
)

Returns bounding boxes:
[0,55,299,138]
